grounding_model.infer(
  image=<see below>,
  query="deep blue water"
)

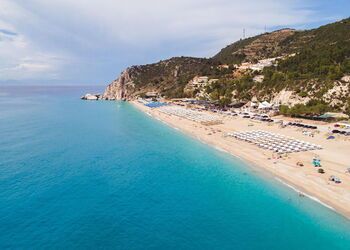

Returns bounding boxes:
[1,85,350,249]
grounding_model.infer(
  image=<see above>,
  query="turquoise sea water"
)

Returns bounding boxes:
[1,86,350,249]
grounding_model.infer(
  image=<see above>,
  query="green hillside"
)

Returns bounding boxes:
[206,18,350,115]
[105,18,350,114]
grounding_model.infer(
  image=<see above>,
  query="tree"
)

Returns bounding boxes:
[279,105,290,115]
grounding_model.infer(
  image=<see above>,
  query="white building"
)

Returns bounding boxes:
[258,101,273,110]
[188,76,208,88]
[238,57,279,72]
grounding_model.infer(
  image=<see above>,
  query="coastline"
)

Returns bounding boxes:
[132,101,350,219]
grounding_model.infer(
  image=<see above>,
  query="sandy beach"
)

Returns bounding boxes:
[133,101,350,219]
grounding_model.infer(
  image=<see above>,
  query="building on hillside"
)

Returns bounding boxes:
[145,91,159,98]
[217,64,230,70]
[187,76,218,89]
[238,62,253,71]
[208,79,219,84]
[237,58,279,72]
[188,76,209,88]
[184,76,219,100]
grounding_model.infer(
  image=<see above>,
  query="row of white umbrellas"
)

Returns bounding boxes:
[227,130,322,154]
[159,106,221,123]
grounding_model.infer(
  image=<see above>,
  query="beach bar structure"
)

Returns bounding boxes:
[258,101,272,110]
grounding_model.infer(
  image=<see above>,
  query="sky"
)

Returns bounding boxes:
[0,0,349,85]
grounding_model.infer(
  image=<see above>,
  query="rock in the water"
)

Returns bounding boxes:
[81,93,100,100]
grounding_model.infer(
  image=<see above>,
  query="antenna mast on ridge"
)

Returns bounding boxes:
[243,28,246,39]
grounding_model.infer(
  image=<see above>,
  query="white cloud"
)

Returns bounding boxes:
[19,0,315,45]
[0,53,63,80]
[0,28,66,80]
[0,0,73,81]
[0,0,327,82]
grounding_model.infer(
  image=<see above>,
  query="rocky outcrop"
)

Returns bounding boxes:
[341,75,350,83]
[103,68,135,100]
[323,81,350,109]
[81,93,101,100]
[271,89,310,106]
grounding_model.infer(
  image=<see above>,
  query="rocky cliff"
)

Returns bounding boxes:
[103,57,218,100]
[103,68,135,100]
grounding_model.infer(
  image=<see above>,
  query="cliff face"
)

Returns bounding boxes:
[103,68,135,100]
[103,57,217,100]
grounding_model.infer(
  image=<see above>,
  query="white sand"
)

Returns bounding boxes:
[133,101,350,219]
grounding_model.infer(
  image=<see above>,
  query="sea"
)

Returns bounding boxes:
[1,85,350,249]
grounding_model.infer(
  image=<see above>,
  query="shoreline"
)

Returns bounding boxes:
[274,177,335,211]
[132,101,350,219]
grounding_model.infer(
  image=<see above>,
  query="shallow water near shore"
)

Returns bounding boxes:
[1,85,350,249]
